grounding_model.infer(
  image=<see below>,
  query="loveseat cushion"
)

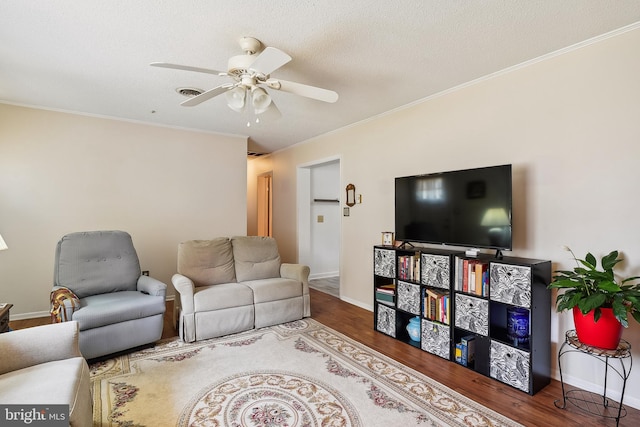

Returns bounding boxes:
[243,278,302,303]
[178,238,236,286]
[72,291,165,330]
[193,283,254,312]
[231,236,281,282]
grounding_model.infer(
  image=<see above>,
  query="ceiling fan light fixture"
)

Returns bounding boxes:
[251,87,271,114]
[226,86,247,112]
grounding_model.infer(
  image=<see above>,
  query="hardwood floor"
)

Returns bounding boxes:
[10,289,639,426]
[311,289,638,427]
[309,276,340,298]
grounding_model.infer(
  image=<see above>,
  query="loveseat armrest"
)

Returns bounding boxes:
[281,263,310,291]
[0,321,82,375]
[137,275,168,297]
[172,273,196,314]
[281,263,311,317]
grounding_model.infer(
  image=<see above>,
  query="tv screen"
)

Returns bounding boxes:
[395,164,512,250]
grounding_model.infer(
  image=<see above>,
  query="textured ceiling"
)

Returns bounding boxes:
[2,1,640,153]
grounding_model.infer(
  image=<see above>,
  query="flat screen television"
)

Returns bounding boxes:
[395,164,512,253]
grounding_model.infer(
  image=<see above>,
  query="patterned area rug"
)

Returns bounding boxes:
[90,319,522,427]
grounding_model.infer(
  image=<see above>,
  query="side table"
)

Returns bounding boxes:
[0,303,13,333]
[554,329,632,426]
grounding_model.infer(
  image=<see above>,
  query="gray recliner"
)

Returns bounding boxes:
[51,230,167,359]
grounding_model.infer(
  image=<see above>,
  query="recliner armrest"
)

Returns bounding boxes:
[0,321,82,374]
[280,263,310,294]
[50,285,80,322]
[137,275,168,297]
[172,273,195,314]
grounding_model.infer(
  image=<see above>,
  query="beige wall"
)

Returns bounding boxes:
[248,27,640,406]
[0,104,248,316]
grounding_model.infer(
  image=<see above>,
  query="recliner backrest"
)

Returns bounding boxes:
[54,230,141,298]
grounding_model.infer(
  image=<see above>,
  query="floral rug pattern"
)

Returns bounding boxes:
[179,371,360,427]
[90,319,522,427]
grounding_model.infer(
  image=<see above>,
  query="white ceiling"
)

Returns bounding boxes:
[2,1,640,154]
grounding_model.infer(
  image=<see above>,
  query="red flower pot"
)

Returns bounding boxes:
[573,306,623,350]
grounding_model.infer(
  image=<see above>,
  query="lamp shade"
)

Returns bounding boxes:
[0,233,7,251]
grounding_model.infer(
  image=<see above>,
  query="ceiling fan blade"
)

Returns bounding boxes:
[266,79,338,103]
[150,62,225,76]
[180,84,232,107]
[249,47,292,75]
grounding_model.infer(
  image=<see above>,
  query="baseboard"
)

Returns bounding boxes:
[10,294,176,321]
[10,310,50,321]
[340,295,373,312]
[559,371,640,410]
[309,271,339,280]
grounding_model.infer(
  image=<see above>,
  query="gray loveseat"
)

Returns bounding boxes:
[0,321,93,427]
[172,236,310,342]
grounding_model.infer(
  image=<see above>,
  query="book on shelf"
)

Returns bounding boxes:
[460,335,476,367]
[455,343,463,364]
[454,256,462,291]
[475,262,488,296]
[398,252,421,282]
[376,298,395,306]
[375,291,395,301]
[376,284,396,295]
[454,256,489,297]
[376,283,396,305]
[423,288,450,324]
[468,259,476,294]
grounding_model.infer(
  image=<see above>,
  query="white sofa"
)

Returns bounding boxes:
[172,236,310,342]
[0,321,93,427]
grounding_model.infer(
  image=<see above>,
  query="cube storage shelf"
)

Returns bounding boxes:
[373,245,551,395]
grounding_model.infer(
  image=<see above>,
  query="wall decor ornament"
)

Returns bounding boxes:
[345,183,356,207]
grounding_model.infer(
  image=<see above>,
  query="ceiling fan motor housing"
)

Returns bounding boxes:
[238,36,261,55]
[228,54,258,78]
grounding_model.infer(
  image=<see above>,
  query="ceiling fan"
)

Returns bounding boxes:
[151,37,338,120]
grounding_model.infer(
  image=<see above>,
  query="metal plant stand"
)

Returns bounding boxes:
[555,330,632,426]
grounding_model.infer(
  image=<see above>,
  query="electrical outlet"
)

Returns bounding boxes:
[142,270,149,276]
[317,215,324,223]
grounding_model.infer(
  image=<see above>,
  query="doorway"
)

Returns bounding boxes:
[297,157,341,298]
[257,172,272,237]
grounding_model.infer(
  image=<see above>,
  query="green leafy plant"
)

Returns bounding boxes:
[548,247,640,327]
